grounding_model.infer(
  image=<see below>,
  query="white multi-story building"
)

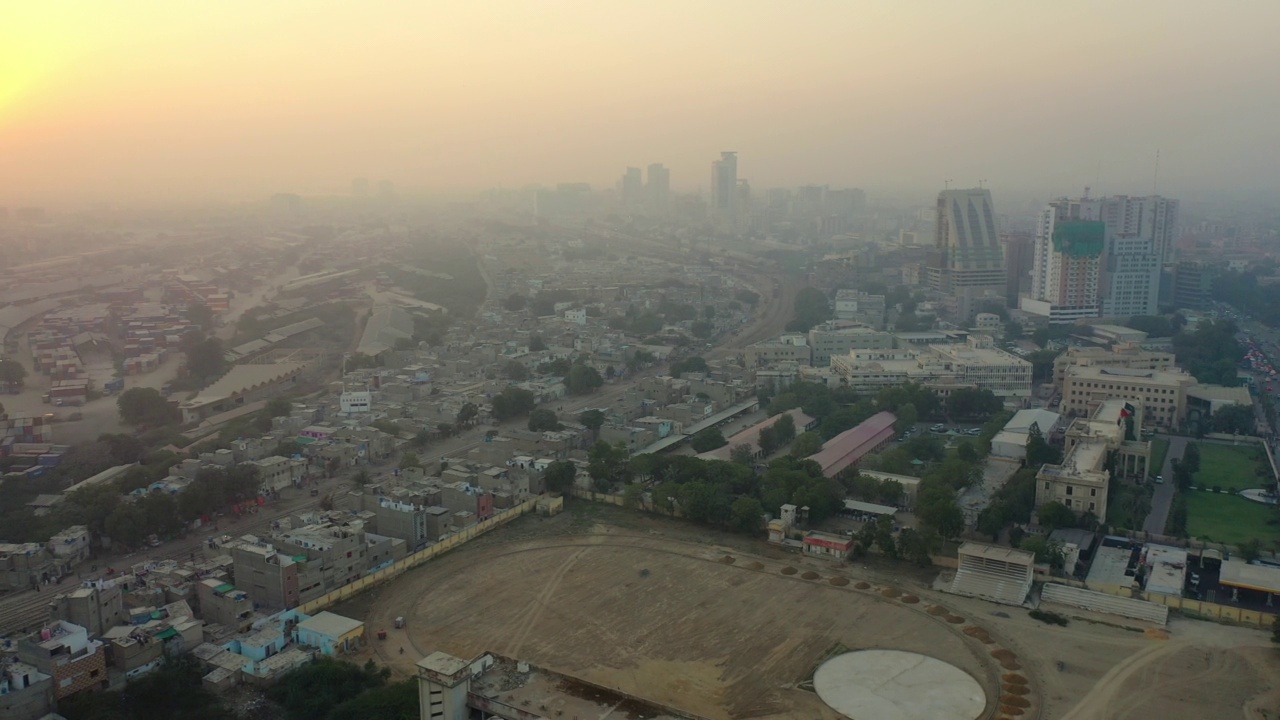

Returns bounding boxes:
[710,151,738,227]
[1100,232,1161,317]
[833,290,886,329]
[1024,199,1103,324]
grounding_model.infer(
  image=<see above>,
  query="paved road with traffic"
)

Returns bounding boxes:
[1142,435,1187,535]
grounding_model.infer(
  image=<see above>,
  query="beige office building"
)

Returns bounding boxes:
[1052,344,1176,393]
[830,335,1030,400]
[1061,365,1193,429]
[1036,400,1152,520]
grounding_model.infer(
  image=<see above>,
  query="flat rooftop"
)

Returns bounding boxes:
[1087,541,1136,588]
[469,655,685,720]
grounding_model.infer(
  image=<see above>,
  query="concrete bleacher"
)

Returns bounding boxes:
[946,542,1035,606]
[1040,583,1169,626]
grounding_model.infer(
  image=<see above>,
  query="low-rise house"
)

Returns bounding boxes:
[293,611,364,655]
[17,621,107,700]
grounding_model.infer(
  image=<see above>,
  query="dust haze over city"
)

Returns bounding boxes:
[3,3,1280,720]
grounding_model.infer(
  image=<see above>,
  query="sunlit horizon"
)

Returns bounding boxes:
[3,1,1279,207]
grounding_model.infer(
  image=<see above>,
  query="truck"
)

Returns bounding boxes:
[160,382,173,398]
[104,377,125,394]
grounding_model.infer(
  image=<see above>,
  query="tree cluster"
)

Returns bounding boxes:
[117,387,179,427]
[490,386,537,421]
[1172,319,1243,386]
[670,355,709,378]
[270,658,415,720]
[785,287,833,332]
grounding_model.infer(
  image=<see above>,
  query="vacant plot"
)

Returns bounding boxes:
[362,535,995,720]
[1193,443,1266,492]
[1185,490,1280,546]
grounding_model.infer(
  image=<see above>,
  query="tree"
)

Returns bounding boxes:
[578,409,605,437]
[730,496,765,534]
[729,443,755,466]
[790,431,824,458]
[917,493,965,539]
[527,408,562,432]
[772,413,797,444]
[690,320,715,339]
[186,302,214,330]
[669,356,709,378]
[1004,320,1023,340]
[758,426,779,457]
[787,287,832,332]
[117,387,177,426]
[455,402,479,427]
[503,360,529,381]
[105,503,146,548]
[565,363,604,395]
[490,386,536,421]
[266,396,293,418]
[274,439,304,458]
[621,483,644,509]
[269,658,389,720]
[527,334,548,352]
[99,433,146,465]
[1036,501,1076,530]
[1239,538,1263,562]
[1021,535,1067,569]
[328,678,418,720]
[893,402,918,433]
[1181,443,1201,474]
[543,460,577,494]
[185,336,228,381]
[0,359,27,387]
[690,428,728,453]
[1211,405,1254,435]
[898,527,941,566]
[587,441,632,490]
[399,453,422,470]
[502,294,527,311]
[1025,422,1062,468]
[945,387,1002,421]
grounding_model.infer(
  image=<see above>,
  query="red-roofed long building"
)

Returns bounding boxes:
[805,411,897,478]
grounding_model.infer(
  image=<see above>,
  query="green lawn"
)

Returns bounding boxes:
[1192,443,1267,492]
[1148,438,1170,476]
[1184,490,1280,546]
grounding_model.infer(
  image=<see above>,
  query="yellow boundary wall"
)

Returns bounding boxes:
[296,498,538,615]
[1055,577,1276,628]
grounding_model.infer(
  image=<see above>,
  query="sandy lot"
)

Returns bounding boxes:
[343,507,1280,720]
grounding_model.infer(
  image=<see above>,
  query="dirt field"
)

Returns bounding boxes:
[341,506,1280,720]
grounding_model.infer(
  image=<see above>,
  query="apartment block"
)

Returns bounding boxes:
[49,580,126,637]
[18,621,107,700]
[806,323,894,367]
[743,335,811,368]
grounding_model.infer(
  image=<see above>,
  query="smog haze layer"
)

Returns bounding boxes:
[3,1,1279,206]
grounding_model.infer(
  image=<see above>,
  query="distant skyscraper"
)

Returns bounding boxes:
[352,178,369,197]
[1024,192,1166,321]
[619,167,643,211]
[927,188,1005,294]
[1001,231,1034,306]
[710,151,738,226]
[646,163,669,214]
[1025,199,1104,323]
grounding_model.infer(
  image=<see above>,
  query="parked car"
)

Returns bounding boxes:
[930,423,946,432]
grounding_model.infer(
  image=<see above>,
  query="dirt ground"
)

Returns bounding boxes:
[339,505,1280,720]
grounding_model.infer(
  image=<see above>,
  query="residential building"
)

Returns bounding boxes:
[743,334,810,368]
[0,543,57,591]
[49,580,126,637]
[807,324,894,367]
[198,579,255,631]
[0,659,54,720]
[252,456,307,493]
[1096,194,1180,266]
[1024,199,1104,323]
[1036,399,1153,519]
[1100,231,1161,317]
[832,290,886,329]
[46,525,91,573]
[293,611,365,656]
[1060,366,1194,429]
[17,621,107,700]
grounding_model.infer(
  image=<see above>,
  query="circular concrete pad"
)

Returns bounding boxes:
[813,650,986,720]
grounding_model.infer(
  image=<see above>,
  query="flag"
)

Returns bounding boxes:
[1117,402,1135,426]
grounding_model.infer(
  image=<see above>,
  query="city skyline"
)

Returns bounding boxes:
[3,2,1280,205]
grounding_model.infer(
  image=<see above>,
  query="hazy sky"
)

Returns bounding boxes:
[3,1,1279,206]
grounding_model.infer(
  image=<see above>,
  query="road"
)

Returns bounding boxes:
[1142,435,1187,535]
